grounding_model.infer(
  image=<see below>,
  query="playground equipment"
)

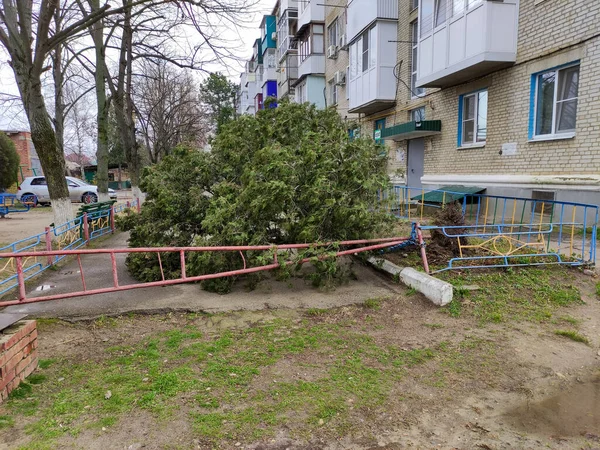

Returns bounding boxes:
[0,194,33,218]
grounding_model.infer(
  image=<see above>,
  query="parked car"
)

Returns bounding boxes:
[17,176,117,206]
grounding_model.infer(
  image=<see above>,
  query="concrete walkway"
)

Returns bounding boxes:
[3,233,400,320]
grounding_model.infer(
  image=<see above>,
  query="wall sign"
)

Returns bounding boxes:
[501,143,517,156]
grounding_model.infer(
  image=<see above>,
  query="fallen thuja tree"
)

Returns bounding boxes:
[120,102,393,292]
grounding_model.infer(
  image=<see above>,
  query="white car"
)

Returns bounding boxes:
[17,176,117,205]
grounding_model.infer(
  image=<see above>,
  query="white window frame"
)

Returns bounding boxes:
[362,29,369,73]
[328,18,338,49]
[328,79,338,105]
[411,21,424,98]
[532,63,579,140]
[460,89,487,147]
[410,106,426,122]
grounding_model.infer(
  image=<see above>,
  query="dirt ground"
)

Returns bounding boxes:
[1,264,599,449]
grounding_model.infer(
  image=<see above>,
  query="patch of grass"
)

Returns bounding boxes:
[27,374,47,385]
[38,359,56,369]
[94,315,119,328]
[0,415,15,429]
[35,318,61,327]
[555,315,580,326]
[4,314,499,448]
[596,281,600,298]
[554,329,589,344]
[422,323,444,329]
[406,287,417,296]
[440,267,583,324]
[9,382,33,399]
[305,308,329,317]
[446,299,462,318]
[363,298,383,310]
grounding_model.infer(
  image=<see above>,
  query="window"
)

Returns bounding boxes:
[410,106,426,122]
[452,0,464,16]
[411,21,424,97]
[349,26,376,78]
[350,39,358,79]
[421,0,434,36]
[328,18,338,48]
[346,66,350,99]
[412,0,419,10]
[459,89,487,146]
[329,79,338,105]
[297,82,306,104]
[298,24,324,63]
[31,177,47,186]
[374,118,386,144]
[362,30,369,73]
[533,63,579,138]
[435,0,448,27]
[313,24,324,54]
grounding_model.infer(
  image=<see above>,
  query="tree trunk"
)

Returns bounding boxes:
[12,60,72,226]
[90,0,110,202]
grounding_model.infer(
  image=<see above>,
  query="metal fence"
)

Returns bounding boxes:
[381,185,598,272]
[0,237,413,306]
[0,200,139,297]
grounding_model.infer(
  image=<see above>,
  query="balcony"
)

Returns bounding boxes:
[279,0,298,13]
[347,0,398,42]
[297,0,324,33]
[260,15,277,53]
[417,0,518,88]
[348,21,397,114]
[277,9,298,61]
[277,55,298,97]
[298,54,325,81]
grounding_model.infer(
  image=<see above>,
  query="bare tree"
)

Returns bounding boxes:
[81,0,259,201]
[135,61,208,163]
[0,0,136,224]
[64,86,96,168]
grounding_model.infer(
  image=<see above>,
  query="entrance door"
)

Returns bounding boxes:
[407,138,425,189]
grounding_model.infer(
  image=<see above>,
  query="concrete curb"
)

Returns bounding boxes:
[367,257,453,306]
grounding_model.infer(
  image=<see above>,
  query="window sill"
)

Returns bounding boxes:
[457,143,486,150]
[528,132,575,143]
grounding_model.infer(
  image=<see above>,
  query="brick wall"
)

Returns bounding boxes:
[422,38,600,178]
[0,320,38,403]
[355,0,600,189]
[6,132,38,179]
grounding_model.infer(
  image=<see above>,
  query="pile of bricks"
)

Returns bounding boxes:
[0,320,38,403]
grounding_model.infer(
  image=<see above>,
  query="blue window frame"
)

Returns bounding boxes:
[528,61,580,140]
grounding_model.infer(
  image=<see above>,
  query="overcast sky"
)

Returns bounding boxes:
[0,0,275,131]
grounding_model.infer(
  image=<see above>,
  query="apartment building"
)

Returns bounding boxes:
[238,0,600,206]
[324,0,358,123]
[378,0,600,206]
[293,0,327,107]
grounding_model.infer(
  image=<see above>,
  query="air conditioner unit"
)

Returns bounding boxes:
[338,34,347,49]
[327,45,338,59]
[271,32,277,41]
[334,70,346,86]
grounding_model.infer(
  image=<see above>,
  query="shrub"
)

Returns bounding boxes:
[0,133,19,191]
[122,102,393,292]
